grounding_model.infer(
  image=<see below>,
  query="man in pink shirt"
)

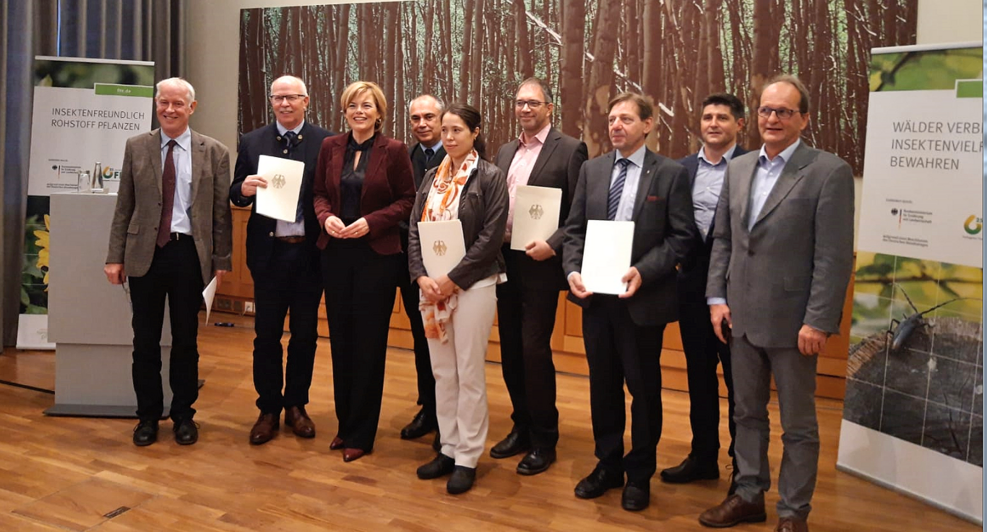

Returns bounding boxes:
[490,77,588,475]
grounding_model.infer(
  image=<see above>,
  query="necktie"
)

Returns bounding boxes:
[424,147,435,162]
[283,130,297,155]
[608,159,631,221]
[156,140,177,248]
[282,131,304,222]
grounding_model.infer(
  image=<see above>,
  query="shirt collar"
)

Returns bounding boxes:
[759,139,801,165]
[617,144,647,168]
[519,123,551,147]
[421,139,443,153]
[162,127,191,151]
[698,143,738,166]
[276,120,305,136]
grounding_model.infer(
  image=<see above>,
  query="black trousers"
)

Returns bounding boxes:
[397,250,435,421]
[321,239,400,451]
[251,240,322,416]
[495,249,560,448]
[128,237,203,422]
[678,263,736,467]
[583,296,665,484]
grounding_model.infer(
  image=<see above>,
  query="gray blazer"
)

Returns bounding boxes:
[563,148,697,326]
[106,128,233,285]
[706,142,854,348]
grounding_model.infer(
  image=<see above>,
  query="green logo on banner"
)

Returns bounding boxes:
[963,215,982,235]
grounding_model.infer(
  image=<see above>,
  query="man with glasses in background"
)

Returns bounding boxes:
[230,75,334,445]
[490,77,587,475]
[699,75,854,532]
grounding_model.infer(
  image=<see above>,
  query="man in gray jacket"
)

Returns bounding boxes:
[699,75,854,532]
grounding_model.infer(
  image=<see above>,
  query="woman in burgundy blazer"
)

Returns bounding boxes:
[312,81,415,462]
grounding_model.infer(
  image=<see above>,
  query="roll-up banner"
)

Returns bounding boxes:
[837,43,983,524]
[18,57,155,349]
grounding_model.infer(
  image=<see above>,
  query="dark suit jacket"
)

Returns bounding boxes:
[312,133,416,255]
[562,148,697,326]
[494,127,588,291]
[229,122,333,274]
[409,142,446,189]
[676,145,747,298]
[107,128,232,285]
[706,142,855,347]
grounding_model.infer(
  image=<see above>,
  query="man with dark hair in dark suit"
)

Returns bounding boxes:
[661,92,747,491]
[563,92,697,511]
[489,77,587,475]
[229,75,333,445]
[398,94,446,446]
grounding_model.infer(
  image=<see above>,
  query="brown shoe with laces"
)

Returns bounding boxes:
[699,494,767,528]
[775,517,809,532]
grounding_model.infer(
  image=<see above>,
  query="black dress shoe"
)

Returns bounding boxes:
[401,408,437,440]
[489,430,530,459]
[574,466,624,499]
[133,419,159,447]
[660,455,720,483]
[417,453,455,479]
[173,418,198,445]
[447,466,476,494]
[621,481,650,511]
[516,448,556,476]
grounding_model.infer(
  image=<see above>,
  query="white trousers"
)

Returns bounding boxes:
[427,283,497,468]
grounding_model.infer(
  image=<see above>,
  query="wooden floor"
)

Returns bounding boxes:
[0,313,977,531]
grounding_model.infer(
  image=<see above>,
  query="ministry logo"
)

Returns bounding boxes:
[528,204,544,220]
[271,174,286,189]
[432,240,447,256]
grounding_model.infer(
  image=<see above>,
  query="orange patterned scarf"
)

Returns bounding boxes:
[419,150,478,343]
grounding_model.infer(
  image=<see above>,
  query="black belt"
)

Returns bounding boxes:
[170,232,191,241]
[276,235,306,244]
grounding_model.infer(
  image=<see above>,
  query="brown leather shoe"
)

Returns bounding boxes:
[329,436,345,450]
[342,448,367,462]
[249,413,279,445]
[284,405,316,438]
[776,517,809,532]
[699,494,767,528]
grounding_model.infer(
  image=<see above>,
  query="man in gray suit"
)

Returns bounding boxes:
[698,75,854,532]
[490,77,587,475]
[564,93,696,511]
[105,77,232,447]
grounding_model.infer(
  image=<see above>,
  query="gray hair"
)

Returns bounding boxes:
[155,77,196,104]
[408,94,445,113]
[271,75,308,96]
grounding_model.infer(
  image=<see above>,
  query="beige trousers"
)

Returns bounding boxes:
[427,283,497,468]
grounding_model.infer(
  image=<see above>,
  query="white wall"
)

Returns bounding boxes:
[916,0,983,44]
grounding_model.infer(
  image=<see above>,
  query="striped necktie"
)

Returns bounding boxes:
[608,158,631,221]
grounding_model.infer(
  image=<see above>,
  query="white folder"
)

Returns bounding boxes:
[418,219,466,278]
[581,220,634,295]
[510,185,562,251]
[255,155,306,222]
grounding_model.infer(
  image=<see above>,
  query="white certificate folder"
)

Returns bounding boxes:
[581,220,634,295]
[255,155,305,222]
[510,185,563,251]
[417,220,466,277]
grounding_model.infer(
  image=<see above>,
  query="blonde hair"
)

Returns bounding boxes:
[340,81,387,132]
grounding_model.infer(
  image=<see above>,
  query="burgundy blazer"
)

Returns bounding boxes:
[312,132,416,254]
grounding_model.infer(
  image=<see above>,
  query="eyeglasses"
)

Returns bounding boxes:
[270,94,307,103]
[757,106,801,120]
[515,100,547,109]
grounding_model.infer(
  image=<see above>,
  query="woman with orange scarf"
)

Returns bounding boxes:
[407,103,508,494]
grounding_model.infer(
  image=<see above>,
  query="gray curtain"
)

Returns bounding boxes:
[1,0,187,349]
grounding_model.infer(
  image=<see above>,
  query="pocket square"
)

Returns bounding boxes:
[646,195,661,202]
